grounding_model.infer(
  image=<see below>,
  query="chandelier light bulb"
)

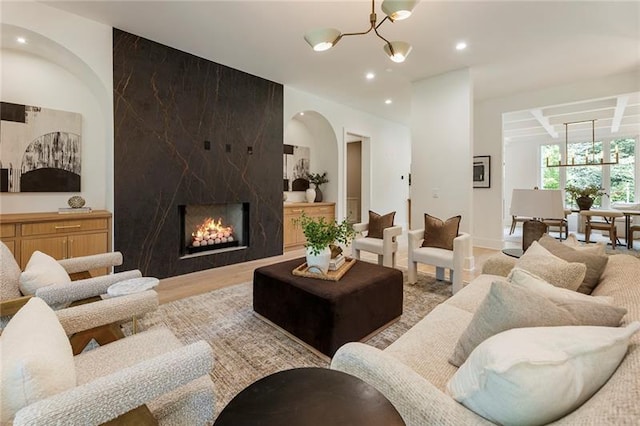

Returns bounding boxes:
[381,0,419,21]
[384,41,412,63]
[304,28,341,52]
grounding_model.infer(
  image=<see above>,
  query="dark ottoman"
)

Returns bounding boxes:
[253,257,403,357]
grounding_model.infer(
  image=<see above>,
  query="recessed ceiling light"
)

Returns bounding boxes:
[385,99,392,105]
[16,37,27,44]
[456,41,467,51]
[366,72,375,80]
[299,112,304,116]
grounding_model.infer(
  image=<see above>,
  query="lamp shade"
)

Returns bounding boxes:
[304,28,341,52]
[381,0,419,21]
[383,41,412,63]
[510,189,565,219]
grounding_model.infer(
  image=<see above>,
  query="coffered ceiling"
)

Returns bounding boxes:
[37,1,640,126]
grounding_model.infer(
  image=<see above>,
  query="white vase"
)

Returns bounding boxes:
[305,188,316,203]
[306,246,331,274]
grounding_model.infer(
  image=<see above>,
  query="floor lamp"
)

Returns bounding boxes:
[510,189,566,251]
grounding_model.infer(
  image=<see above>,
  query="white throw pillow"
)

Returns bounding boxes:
[19,251,71,296]
[516,241,586,290]
[0,298,77,422]
[447,322,640,426]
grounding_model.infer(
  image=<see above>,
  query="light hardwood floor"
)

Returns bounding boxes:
[156,242,499,304]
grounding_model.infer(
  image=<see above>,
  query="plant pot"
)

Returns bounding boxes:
[314,187,323,202]
[305,188,316,203]
[576,196,594,211]
[306,246,331,274]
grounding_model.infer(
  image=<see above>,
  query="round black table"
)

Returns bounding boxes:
[213,367,405,426]
[501,248,524,258]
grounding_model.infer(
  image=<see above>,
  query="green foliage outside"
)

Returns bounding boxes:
[541,138,636,208]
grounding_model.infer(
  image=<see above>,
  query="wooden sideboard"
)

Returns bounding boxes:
[0,210,112,276]
[284,202,336,250]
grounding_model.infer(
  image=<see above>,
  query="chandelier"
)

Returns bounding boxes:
[546,119,619,168]
[303,0,418,63]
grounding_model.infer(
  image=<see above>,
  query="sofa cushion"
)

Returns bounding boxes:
[421,214,461,251]
[0,241,22,300]
[537,234,609,294]
[0,298,77,422]
[563,233,607,255]
[19,251,71,296]
[515,241,586,290]
[367,210,395,239]
[449,281,580,366]
[447,322,640,426]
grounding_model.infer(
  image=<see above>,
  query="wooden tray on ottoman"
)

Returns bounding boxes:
[292,257,356,281]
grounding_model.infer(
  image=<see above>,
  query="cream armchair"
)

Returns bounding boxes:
[351,222,402,268]
[407,230,471,294]
[0,242,158,353]
[3,298,215,425]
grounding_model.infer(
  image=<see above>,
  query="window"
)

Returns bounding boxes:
[540,137,637,208]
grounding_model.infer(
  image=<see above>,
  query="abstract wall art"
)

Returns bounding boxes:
[0,102,82,192]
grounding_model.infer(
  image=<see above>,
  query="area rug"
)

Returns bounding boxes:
[124,273,450,415]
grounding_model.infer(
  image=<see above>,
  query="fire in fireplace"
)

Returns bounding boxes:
[179,203,249,257]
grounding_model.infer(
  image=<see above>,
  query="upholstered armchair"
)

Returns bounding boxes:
[407,230,471,294]
[2,297,215,425]
[351,222,402,268]
[0,242,158,353]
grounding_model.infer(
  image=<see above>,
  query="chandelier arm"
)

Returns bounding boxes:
[375,15,391,30]
[373,27,394,55]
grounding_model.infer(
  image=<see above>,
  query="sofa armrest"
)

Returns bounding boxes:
[331,343,491,426]
[13,340,214,426]
[56,290,159,335]
[408,229,424,250]
[353,222,369,235]
[383,225,403,240]
[481,253,517,277]
[35,270,142,307]
[57,252,123,274]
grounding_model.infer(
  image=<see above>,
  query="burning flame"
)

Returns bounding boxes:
[191,217,234,247]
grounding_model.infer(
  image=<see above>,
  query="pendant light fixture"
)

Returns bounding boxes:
[546,119,619,168]
[304,0,418,63]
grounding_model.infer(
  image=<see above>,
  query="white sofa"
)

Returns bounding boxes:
[331,253,640,425]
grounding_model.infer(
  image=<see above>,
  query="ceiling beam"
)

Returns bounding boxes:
[611,95,629,133]
[530,109,558,139]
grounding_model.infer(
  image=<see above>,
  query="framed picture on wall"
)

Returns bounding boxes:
[473,155,490,188]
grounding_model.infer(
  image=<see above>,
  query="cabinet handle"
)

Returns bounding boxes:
[55,224,81,230]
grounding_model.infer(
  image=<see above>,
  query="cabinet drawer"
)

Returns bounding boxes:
[1,223,16,238]
[21,218,108,237]
[305,206,334,216]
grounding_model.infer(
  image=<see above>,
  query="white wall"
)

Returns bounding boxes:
[474,71,640,249]
[0,2,113,214]
[504,141,539,222]
[410,69,474,234]
[284,87,411,230]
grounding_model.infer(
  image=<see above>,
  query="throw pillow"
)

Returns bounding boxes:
[516,241,586,290]
[447,322,640,426]
[19,251,71,296]
[507,268,626,326]
[421,214,461,250]
[0,298,77,423]
[449,281,579,367]
[563,233,606,255]
[0,241,22,300]
[537,234,609,294]
[367,210,395,239]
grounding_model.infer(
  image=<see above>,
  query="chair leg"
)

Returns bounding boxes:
[377,254,383,266]
[509,217,517,235]
[585,224,591,243]
[382,253,392,268]
[408,261,418,284]
[353,247,361,260]
[435,267,445,282]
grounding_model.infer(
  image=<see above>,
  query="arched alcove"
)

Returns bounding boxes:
[285,111,339,204]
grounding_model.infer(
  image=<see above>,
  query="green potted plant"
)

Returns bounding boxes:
[296,212,354,274]
[306,171,329,202]
[565,184,607,210]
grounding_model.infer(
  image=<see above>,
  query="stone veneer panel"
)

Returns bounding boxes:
[113,29,283,278]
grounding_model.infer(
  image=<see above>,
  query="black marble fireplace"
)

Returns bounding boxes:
[180,203,249,257]
[113,29,283,278]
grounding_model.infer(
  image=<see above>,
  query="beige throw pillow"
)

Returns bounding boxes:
[421,214,461,251]
[538,234,608,294]
[19,251,71,296]
[563,233,607,255]
[367,210,395,239]
[516,241,586,291]
[0,298,77,422]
